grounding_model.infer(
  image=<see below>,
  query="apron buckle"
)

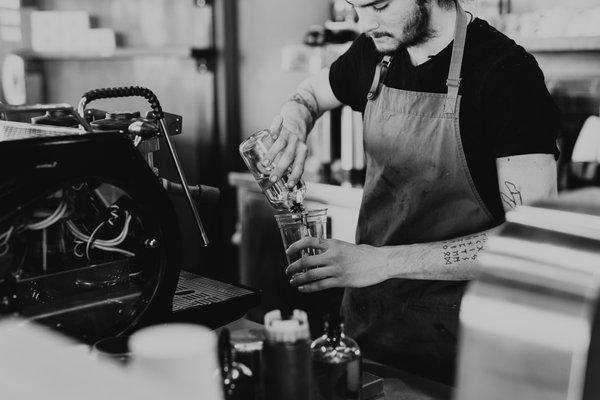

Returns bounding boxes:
[446,77,461,88]
[367,55,393,101]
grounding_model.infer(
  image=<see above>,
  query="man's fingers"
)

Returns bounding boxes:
[270,134,298,181]
[298,278,340,293]
[289,266,337,286]
[263,132,288,167]
[286,253,330,276]
[286,237,328,259]
[287,142,307,188]
[269,115,283,136]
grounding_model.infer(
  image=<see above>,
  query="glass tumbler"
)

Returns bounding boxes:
[275,209,343,337]
[274,209,328,265]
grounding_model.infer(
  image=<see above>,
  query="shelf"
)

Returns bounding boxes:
[13,47,216,62]
[515,36,600,53]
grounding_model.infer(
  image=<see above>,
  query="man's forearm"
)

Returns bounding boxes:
[382,227,501,281]
[280,68,342,139]
[288,87,321,122]
[281,88,321,139]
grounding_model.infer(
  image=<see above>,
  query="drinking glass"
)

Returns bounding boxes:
[274,209,328,265]
[275,209,343,337]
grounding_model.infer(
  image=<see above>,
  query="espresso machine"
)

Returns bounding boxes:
[0,87,259,344]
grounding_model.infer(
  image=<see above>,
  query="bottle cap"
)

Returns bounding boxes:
[231,328,265,353]
[264,309,310,343]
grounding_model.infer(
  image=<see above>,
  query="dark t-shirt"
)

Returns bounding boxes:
[329,18,560,223]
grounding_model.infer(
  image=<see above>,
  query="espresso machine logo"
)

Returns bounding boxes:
[34,161,58,169]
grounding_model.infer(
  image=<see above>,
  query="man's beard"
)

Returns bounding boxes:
[369,0,434,53]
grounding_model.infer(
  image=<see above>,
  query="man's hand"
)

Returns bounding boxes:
[264,113,309,189]
[285,238,390,292]
[262,68,342,188]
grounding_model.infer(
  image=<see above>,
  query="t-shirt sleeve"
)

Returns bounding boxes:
[329,35,373,113]
[483,52,561,160]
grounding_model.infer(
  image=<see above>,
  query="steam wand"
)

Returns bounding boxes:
[157,117,210,245]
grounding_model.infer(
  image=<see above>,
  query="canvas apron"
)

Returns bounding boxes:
[341,5,496,384]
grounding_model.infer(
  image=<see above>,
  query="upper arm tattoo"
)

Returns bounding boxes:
[496,154,557,212]
[500,181,523,210]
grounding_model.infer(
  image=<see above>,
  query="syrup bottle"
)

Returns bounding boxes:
[263,309,313,400]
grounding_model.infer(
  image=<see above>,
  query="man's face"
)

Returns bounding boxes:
[347,0,432,53]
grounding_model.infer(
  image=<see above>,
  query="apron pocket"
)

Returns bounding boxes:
[406,299,460,342]
[407,299,460,313]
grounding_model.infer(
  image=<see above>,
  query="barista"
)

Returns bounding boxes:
[263,0,559,385]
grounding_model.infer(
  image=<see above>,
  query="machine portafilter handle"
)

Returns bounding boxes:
[78,86,210,246]
[160,179,221,205]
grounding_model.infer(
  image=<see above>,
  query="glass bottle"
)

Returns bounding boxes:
[219,327,255,400]
[311,315,362,400]
[239,129,307,211]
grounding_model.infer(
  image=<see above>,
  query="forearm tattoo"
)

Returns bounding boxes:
[442,232,488,266]
[500,181,523,210]
[289,92,319,122]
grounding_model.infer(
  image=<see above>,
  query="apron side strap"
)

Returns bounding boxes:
[367,55,393,101]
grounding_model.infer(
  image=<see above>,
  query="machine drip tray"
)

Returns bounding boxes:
[171,271,260,328]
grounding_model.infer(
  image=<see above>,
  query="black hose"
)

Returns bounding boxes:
[80,86,164,119]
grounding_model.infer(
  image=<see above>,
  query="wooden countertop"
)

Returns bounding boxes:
[220,318,453,400]
[228,172,363,209]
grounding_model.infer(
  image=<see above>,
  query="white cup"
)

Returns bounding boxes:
[129,323,224,400]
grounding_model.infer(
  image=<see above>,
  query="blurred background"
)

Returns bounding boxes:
[0,0,599,296]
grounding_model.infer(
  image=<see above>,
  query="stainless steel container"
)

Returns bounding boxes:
[455,188,600,400]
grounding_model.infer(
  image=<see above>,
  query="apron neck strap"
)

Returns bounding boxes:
[367,55,393,101]
[444,2,469,114]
